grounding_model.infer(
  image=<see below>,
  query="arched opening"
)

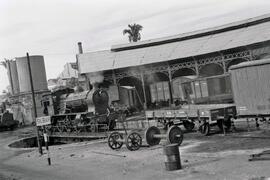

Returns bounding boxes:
[172,68,197,104]
[145,72,170,108]
[145,72,169,83]
[199,63,224,77]
[172,68,196,79]
[226,58,247,71]
[255,53,270,60]
[118,76,145,110]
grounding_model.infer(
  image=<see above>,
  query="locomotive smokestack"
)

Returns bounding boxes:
[78,42,83,54]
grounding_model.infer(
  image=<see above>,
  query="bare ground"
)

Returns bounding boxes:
[0,121,270,180]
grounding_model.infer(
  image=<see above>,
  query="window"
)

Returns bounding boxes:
[150,81,170,102]
[163,82,170,100]
[200,80,208,97]
[207,75,231,96]
[181,82,194,100]
[194,81,201,98]
[150,84,157,102]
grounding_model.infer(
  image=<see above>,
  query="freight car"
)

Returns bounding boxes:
[181,74,233,104]
[146,104,236,135]
[41,85,120,134]
[230,58,270,119]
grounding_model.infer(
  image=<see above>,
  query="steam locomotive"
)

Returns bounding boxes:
[42,85,120,133]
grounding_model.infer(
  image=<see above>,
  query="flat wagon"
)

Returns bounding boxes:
[146,104,236,135]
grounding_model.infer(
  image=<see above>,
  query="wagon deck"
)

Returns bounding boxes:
[146,104,235,120]
[145,104,237,135]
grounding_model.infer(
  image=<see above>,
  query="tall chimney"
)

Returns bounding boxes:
[78,42,83,54]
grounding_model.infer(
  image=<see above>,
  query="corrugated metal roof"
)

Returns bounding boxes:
[229,58,270,70]
[78,14,270,74]
[111,13,270,51]
[114,48,146,69]
[78,50,115,74]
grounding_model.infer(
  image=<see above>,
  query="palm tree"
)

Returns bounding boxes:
[123,23,143,42]
[0,59,8,69]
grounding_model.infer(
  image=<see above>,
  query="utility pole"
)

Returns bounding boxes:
[6,60,14,95]
[26,53,43,155]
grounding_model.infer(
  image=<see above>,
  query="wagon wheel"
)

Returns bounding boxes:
[183,120,195,131]
[89,119,96,132]
[74,125,82,134]
[217,118,231,132]
[56,125,64,133]
[200,123,210,136]
[62,125,70,133]
[66,126,73,133]
[145,126,161,146]
[108,132,123,150]
[51,126,58,133]
[166,126,184,145]
[126,132,142,151]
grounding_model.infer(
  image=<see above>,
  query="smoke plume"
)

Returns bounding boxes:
[86,72,104,84]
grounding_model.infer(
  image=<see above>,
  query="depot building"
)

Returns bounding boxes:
[77,14,270,109]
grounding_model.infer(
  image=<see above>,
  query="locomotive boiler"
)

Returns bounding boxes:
[63,86,110,115]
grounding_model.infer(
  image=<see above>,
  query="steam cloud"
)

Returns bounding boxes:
[86,72,104,84]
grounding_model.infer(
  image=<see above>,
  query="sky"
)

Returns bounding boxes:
[1,0,270,93]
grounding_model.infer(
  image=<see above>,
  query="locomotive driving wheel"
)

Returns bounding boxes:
[108,132,124,150]
[126,132,142,151]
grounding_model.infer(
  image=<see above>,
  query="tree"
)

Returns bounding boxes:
[123,23,143,42]
[0,59,8,69]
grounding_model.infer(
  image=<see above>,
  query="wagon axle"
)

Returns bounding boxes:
[145,126,184,146]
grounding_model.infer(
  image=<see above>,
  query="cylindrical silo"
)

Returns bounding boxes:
[16,55,48,93]
[6,60,20,94]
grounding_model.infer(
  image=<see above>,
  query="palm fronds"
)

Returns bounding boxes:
[123,23,143,42]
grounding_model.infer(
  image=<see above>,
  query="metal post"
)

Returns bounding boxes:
[112,70,117,85]
[167,66,174,106]
[134,88,144,109]
[218,52,226,74]
[222,59,226,74]
[6,60,14,95]
[140,72,147,110]
[26,53,43,155]
[43,127,51,165]
[193,58,199,77]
